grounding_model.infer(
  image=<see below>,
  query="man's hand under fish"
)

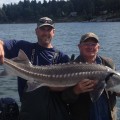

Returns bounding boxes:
[73,79,97,95]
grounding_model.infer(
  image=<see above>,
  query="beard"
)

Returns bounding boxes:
[38,35,52,46]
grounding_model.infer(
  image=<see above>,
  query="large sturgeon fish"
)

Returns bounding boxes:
[0,49,120,101]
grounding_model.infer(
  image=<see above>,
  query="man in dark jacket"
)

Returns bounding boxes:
[62,32,117,120]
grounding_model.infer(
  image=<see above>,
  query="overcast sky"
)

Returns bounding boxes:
[0,0,47,7]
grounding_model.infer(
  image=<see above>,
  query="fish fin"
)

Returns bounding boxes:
[12,49,32,65]
[90,81,106,102]
[0,70,9,77]
[26,81,47,92]
[0,69,16,77]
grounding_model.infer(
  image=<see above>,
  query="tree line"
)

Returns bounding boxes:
[0,0,120,23]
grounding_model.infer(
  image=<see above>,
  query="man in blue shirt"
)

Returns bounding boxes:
[0,17,70,120]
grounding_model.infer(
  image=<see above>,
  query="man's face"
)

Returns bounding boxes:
[78,38,100,58]
[36,26,55,46]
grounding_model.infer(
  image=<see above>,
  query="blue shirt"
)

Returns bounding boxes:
[90,56,111,120]
[4,40,70,120]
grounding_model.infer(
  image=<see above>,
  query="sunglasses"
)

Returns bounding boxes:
[81,43,98,46]
[39,19,53,25]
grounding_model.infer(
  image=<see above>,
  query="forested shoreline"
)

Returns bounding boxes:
[0,0,120,23]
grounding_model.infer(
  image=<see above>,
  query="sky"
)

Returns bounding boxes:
[0,0,47,7]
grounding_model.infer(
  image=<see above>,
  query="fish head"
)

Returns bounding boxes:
[106,73,120,93]
[90,72,120,102]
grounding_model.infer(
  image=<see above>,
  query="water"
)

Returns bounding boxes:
[0,22,120,119]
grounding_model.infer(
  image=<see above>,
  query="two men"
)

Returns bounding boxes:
[0,18,118,120]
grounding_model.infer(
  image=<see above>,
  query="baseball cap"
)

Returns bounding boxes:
[37,17,54,28]
[80,32,99,44]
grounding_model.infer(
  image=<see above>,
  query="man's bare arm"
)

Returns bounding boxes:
[0,40,4,64]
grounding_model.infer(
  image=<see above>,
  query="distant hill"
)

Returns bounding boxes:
[0,0,120,23]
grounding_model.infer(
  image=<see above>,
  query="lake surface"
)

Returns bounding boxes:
[0,22,120,119]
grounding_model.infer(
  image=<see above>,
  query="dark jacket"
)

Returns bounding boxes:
[62,55,116,120]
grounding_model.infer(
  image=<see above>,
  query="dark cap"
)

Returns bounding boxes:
[37,17,54,28]
[80,32,99,44]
